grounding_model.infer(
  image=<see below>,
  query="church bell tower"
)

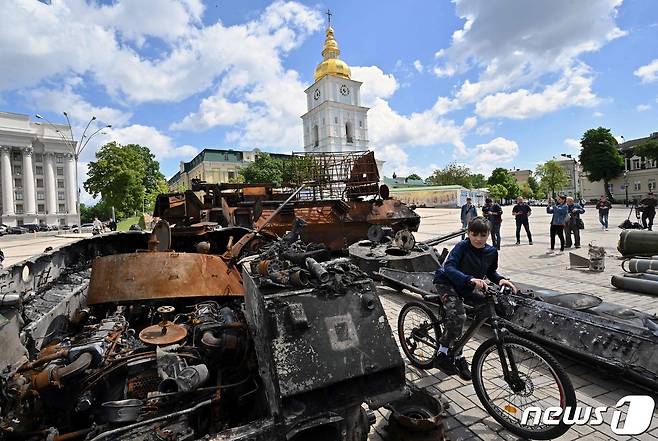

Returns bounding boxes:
[301,14,369,153]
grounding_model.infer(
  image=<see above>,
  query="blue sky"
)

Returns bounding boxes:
[2,0,658,200]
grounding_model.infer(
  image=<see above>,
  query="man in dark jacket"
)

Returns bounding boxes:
[512,196,533,245]
[640,192,657,231]
[565,197,585,248]
[433,217,517,380]
[482,198,503,250]
[595,195,612,231]
[460,197,477,239]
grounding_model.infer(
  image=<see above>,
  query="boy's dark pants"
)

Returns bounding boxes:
[490,223,501,249]
[515,218,532,243]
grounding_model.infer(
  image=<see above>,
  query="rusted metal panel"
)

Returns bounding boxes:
[87,252,244,305]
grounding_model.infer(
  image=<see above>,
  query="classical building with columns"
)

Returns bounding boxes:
[0,111,78,227]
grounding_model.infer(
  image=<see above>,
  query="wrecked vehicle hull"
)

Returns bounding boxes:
[378,268,658,390]
[0,226,406,440]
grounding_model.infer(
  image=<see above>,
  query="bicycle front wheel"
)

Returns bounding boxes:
[471,335,576,440]
[397,301,442,369]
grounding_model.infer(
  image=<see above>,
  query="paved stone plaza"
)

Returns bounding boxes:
[371,205,658,440]
[2,206,658,439]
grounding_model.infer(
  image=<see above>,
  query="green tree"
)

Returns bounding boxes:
[427,163,474,188]
[527,175,540,195]
[239,153,283,184]
[535,160,569,198]
[579,127,624,201]
[487,167,519,200]
[488,184,508,203]
[634,140,658,161]
[470,173,487,188]
[80,200,113,223]
[406,173,422,181]
[518,183,534,199]
[84,142,166,218]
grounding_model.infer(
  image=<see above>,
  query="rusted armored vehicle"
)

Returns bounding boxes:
[0,221,406,440]
[154,151,420,251]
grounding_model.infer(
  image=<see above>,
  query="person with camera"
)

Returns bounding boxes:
[565,197,585,248]
[546,194,568,253]
[595,195,611,231]
[639,192,657,231]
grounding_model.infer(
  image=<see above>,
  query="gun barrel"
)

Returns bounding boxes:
[421,228,467,246]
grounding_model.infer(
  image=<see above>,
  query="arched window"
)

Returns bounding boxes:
[313,125,319,147]
[345,121,353,144]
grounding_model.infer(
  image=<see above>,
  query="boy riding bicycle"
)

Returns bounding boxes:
[433,216,517,380]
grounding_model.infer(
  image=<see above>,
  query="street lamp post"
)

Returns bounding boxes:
[35,113,111,227]
[624,170,629,207]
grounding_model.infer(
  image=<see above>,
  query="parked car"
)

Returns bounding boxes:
[7,226,28,234]
[0,224,8,236]
[22,224,41,233]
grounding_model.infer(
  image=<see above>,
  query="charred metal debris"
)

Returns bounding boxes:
[0,215,409,440]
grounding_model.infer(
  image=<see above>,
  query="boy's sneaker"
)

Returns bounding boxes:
[454,357,472,381]
[529,241,533,245]
[605,228,609,231]
[516,241,520,245]
[434,352,458,375]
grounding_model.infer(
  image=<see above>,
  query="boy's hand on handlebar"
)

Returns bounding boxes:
[499,279,517,294]
[470,278,487,290]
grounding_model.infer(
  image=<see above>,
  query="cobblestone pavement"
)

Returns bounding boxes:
[369,205,658,440]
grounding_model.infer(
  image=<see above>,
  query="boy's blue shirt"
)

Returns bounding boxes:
[433,239,505,298]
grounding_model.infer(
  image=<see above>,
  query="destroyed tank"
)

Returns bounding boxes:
[0,220,406,440]
[154,151,420,251]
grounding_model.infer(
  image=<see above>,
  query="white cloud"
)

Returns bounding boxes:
[351,66,399,107]
[475,65,598,119]
[431,0,625,118]
[593,111,604,117]
[413,60,424,73]
[634,59,658,84]
[636,103,652,112]
[470,137,519,173]
[108,125,199,159]
[564,138,580,148]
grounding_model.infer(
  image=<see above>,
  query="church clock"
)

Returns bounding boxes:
[314,89,321,100]
[340,84,350,96]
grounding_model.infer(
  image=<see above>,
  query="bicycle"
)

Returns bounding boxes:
[397,283,576,440]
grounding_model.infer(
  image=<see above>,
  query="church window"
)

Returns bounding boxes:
[334,117,338,124]
[346,122,353,144]
[359,120,362,128]
[313,125,319,148]
[322,118,325,125]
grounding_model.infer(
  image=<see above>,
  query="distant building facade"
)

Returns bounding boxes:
[582,131,658,202]
[389,185,488,208]
[0,112,77,227]
[510,169,532,185]
[554,157,582,197]
[168,148,290,190]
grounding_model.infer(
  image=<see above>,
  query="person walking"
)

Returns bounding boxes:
[546,195,568,253]
[512,196,533,245]
[482,198,503,250]
[565,197,585,248]
[460,197,477,239]
[640,192,657,231]
[595,195,611,231]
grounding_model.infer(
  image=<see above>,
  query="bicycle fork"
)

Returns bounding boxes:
[492,319,526,393]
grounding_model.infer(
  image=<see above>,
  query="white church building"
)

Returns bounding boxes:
[301,25,370,154]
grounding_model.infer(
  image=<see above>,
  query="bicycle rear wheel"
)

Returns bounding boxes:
[471,335,576,440]
[397,301,443,369]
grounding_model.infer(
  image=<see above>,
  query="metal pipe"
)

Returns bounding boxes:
[87,399,213,441]
[32,352,93,390]
[255,183,308,234]
[305,257,329,283]
[421,228,467,247]
[625,258,658,273]
[611,274,658,296]
[158,364,209,393]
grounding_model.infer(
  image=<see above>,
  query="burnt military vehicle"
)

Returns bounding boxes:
[0,222,405,440]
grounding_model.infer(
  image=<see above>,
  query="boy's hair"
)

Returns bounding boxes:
[485,198,492,204]
[468,216,491,235]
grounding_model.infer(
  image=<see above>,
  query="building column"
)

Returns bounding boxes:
[65,153,77,215]
[22,147,36,216]
[44,152,57,217]
[1,147,15,216]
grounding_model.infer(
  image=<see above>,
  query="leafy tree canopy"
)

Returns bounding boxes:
[84,142,167,218]
[406,173,422,181]
[470,173,487,189]
[427,163,475,188]
[487,167,519,199]
[634,140,658,161]
[518,183,534,199]
[535,160,569,197]
[579,127,623,200]
[527,175,540,194]
[80,200,113,223]
[239,153,283,184]
[488,184,508,202]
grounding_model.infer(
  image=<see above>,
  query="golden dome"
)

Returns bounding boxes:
[314,26,351,82]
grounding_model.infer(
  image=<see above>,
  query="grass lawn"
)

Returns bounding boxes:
[117,216,141,231]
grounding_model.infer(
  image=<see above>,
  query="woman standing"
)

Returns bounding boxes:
[546,195,568,253]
